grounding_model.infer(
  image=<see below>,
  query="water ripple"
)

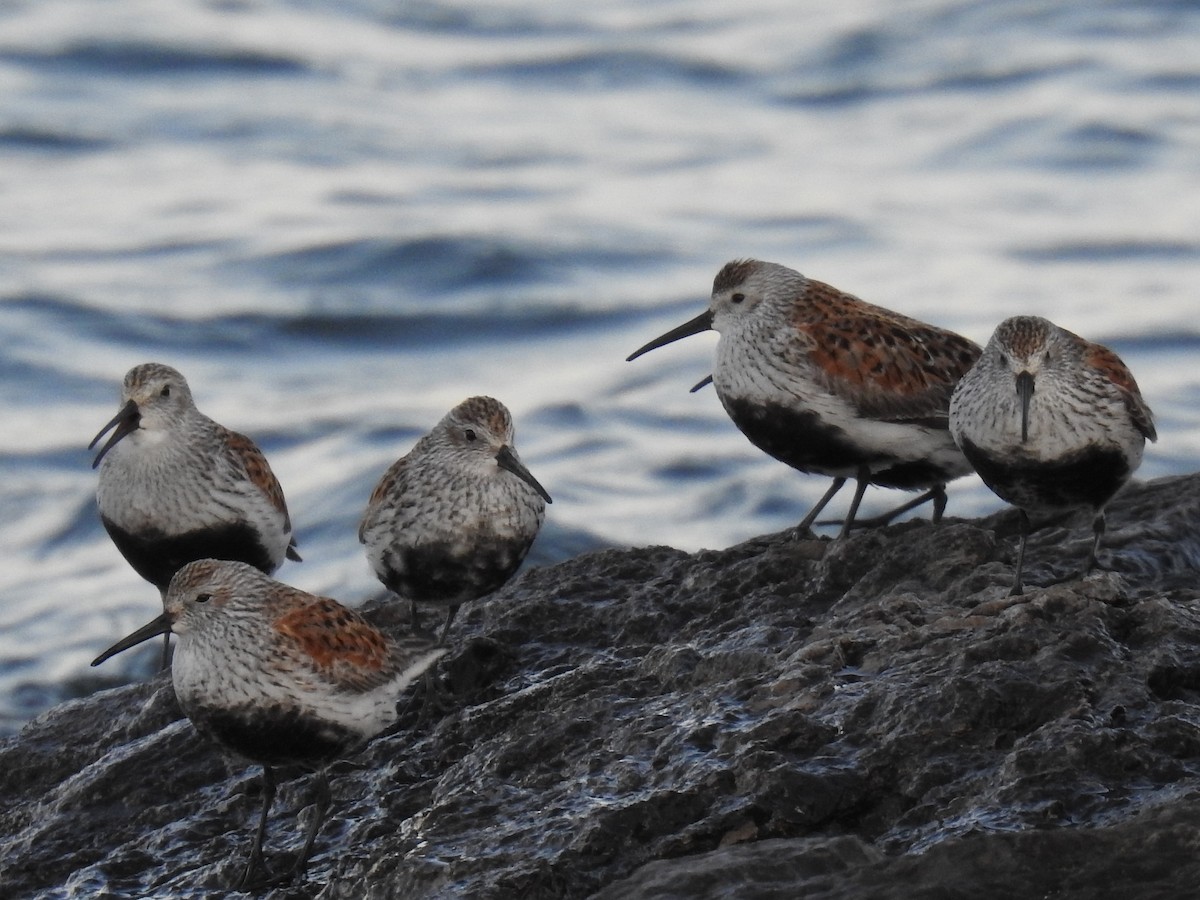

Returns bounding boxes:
[242,235,663,293]
[0,126,110,152]
[1009,240,1200,263]
[465,50,745,89]
[4,40,310,77]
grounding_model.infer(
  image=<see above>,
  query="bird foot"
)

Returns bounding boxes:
[232,860,311,894]
[791,523,820,541]
[233,862,275,894]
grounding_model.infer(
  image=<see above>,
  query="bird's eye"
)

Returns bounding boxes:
[194,592,212,604]
[731,293,745,304]
[464,428,477,442]
[160,386,171,398]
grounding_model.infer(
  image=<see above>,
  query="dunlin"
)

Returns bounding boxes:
[359,396,551,641]
[90,363,299,658]
[91,559,446,888]
[949,315,1156,595]
[627,259,982,536]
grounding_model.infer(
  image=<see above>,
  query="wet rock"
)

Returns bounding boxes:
[2,473,1200,899]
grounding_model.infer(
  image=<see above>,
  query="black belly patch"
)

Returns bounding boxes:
[870,458,954,490]
[100,517,277,592]
[959,437,1132,512]
[721,397,948,488]
[383,537,533,605]
[188,705,360,768]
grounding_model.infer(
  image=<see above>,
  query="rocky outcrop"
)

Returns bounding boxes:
[3,474,1200,899]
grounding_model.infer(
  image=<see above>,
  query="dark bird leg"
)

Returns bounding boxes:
[395,598,448,722]
[1085,510,1106,574]
[159,589,172,669]
[831,484,949,530]
[839,468,873,539]
[1010,510,1030,597]
[930,485,948,523]
[438,605,459,644]
[236,766,277,890]
[796,477,847,535]
[291,768,332,882]
[420,616,455,722]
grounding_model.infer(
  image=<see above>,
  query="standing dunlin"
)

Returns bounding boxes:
[359,396,551,641]
[627,260,982,536]
[90,363,300,658]
[949,315,1156,595]
[91,559,446,889]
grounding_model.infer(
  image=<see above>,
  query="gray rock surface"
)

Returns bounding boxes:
[3,473,1200,899]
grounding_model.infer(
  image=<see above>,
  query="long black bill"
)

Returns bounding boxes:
[91,611,174,667]
[690,374,714,393]
[496,445,553,504]
[1015,371,1035,444]
[626,310,714,362]
[89,399,141,469]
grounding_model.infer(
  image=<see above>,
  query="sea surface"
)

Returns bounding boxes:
[2,0,1198,735]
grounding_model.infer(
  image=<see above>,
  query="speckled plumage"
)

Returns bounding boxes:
[950,316,1156,595]
[359,396,551,639]
[91,559,446,888]
[91,363,299,597]
[628,259,982,535]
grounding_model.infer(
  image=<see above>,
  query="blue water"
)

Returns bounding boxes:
[2,0,1199,735]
